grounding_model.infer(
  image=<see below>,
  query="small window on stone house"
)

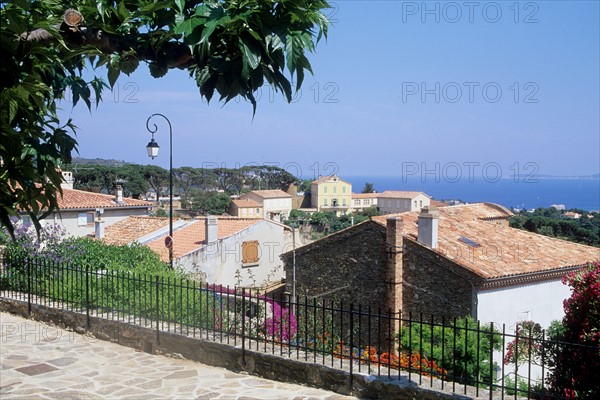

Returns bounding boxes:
[242,241,259,266]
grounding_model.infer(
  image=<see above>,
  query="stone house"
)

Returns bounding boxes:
[281,203,600,330]
[104,216,293,289]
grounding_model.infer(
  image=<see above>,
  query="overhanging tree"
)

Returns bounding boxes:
[0,0,331,236]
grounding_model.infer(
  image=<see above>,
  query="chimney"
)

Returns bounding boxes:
[115,184,124,204]
[385,217,403,349]
[205,216,218,244]
[60,171,74,190]
[417,206,439,249]
[95,218,105,240]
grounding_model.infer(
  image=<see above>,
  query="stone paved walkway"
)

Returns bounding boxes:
[0,312,359,399]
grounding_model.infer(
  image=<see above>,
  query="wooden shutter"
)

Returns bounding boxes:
[242,241,259,264]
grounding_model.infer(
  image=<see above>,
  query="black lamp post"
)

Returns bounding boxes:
[146,113,174,269]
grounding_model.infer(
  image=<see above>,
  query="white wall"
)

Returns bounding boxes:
[263,198,292,220]
[477,279,571,329]
[179,221,293,288]
[477,279,572,384]
[42,208,149,237]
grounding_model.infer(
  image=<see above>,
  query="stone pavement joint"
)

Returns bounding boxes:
[0,312,359,399]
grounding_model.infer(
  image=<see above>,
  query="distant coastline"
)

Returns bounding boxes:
[345,176,600,212]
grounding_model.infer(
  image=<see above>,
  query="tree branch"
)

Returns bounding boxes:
[21,9,193,69]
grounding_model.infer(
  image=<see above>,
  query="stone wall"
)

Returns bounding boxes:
[402,238,482,320]
[282,221,389,309]
[0,299,479,399]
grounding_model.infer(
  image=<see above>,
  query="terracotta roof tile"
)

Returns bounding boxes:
[377,191,429,199]
[373,203,599,279]
[102,216,171,246]
[232,199,263,208]
[57,188,152,210]
[242,190,291,199]
[311,175,350,185]
[146,217,262,262]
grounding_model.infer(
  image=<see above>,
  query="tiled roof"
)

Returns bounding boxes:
[102,216,172,246]
[430,199,449,208]
[242,190,291,199]
[373,203,599,280]
[146,217,262,262]
[311,175,350,185]
[377,191,429,199]
[57,188,152,210]
[352,193,379,199]
[231,199,263,208]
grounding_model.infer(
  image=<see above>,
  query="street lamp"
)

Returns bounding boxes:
[145,113,174,269]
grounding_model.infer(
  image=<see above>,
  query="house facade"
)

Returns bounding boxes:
[350,193,379,212]
[310,175,352,214]
[239,190,292,221]
[28,184,152,237]
[105,216,293,289]
[229,199,263,218]
[376,191,431,214]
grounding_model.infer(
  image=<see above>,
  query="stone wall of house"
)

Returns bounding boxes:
[282,221,388,310]
[402,238,481,320]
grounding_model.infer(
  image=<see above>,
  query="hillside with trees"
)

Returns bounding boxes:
[510,207,600,247]
[68,160,297,214]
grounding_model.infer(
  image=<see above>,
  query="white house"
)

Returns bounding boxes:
[25,182,152,237]
[104,216,294,290]
[376,191,431,214]
[350,193,379,211]
[239,190,292,222]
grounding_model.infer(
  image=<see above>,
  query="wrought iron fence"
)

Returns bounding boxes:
[0,254,591,399]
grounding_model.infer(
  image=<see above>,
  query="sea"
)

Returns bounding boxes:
[344,176,600,212]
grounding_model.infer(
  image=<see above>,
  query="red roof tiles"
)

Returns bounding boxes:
[102,216,172,246]
[375,203,599,279]
[57,188,152,210]
[146,217,262,262]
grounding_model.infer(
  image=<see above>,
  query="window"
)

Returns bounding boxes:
[324,186,328,194]
[324,199,328,206]
[332,199,338,207]
[333,186,337,194]
[78,212,94,226]
[419,200,423,208]
[342,198,346,206]
[242,208,247,216]
[342,186,346,193]
[414,200,418,208]
[256,208,260,214]
[242,241,260,265]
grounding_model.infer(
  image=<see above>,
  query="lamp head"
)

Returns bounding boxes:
[146,138,159,159]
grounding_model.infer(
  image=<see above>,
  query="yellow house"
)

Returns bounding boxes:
[310,175,352,214]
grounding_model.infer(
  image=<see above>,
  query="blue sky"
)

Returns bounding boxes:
[60,1,599,181]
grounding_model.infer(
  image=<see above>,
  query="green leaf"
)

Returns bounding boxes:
[8,100,18,124]
[174,19,193,35]
[149,63,169,78]
[107,66,120,88]
[239,38,261,70]
[200,20,218,43]
[175,0,186,13]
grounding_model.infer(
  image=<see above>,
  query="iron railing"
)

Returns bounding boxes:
[0,255,592,399]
